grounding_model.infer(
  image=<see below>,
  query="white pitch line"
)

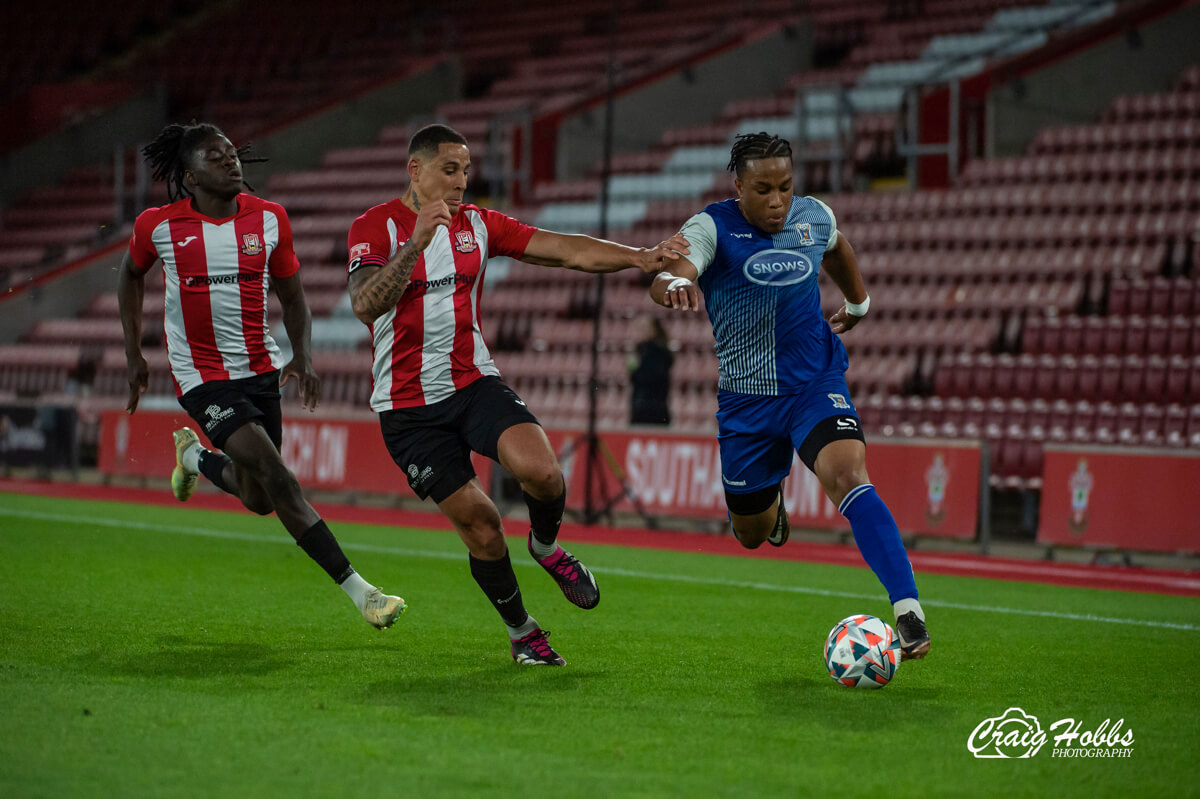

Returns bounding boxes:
[3,507,1198,632]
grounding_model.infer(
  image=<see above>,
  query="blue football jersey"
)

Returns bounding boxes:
[680,195,848,395]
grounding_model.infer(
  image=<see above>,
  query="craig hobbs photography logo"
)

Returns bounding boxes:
[968,708,1134,759]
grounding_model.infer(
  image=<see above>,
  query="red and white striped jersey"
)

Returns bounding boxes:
[347,200,536,411]
[129,194,299,396]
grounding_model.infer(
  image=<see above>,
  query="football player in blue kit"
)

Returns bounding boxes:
[649,132,930,661]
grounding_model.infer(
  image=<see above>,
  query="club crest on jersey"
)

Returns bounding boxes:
[828,393,851,409]
[795,222,814,246]
[240,233,263,256]
[453,230,478,253]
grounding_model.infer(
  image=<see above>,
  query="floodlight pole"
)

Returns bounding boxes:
[583,1,619,525]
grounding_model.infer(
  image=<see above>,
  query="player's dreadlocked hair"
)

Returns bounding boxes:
[141,121,265,201]
[727,132,793,178]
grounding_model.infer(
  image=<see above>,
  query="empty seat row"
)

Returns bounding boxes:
[934,350,1200,405]
[831,179,1199,221]
[959,150,1200,186]
[1029,119,1200,155]
[845,212,1194,252]
[1023,313,1200,358]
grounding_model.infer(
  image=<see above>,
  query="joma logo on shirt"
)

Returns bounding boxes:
[742,249,815,286]
[183,272,256,287]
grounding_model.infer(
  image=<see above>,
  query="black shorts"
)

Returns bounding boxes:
[178,370,282,451]
[379,375,539,503]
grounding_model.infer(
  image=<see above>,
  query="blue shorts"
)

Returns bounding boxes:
[716,372,860,495]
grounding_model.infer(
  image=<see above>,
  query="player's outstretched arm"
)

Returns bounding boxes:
[117,250,149,413]
[650,259,702,311]
[519,230,689,275]
[823,233,870,335]
[274,273,321,411]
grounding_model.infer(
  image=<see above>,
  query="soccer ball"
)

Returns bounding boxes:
[823,614,901,688]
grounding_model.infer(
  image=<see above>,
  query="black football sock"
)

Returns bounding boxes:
[296,520,354,583]
[469,552,529,628]
[197,449,236,495]
[524,488,566,547]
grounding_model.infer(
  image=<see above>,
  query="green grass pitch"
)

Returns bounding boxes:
[1,491,1197,798]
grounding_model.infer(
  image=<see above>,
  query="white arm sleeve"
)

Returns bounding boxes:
[677,212,718,277]
[809,196,839,252]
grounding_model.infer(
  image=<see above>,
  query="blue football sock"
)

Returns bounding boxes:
[839,484,918,604]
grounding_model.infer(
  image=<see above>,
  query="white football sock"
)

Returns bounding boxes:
[339,570,373,610]
[528,535,558,560]
[507,615,539,640]
[181,442,202,473]
[893,598,925,621]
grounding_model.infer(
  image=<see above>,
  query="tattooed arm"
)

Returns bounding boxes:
[348,199,450,324]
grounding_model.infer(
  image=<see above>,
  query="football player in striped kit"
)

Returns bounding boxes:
[346,123,690,666]
[118,122,405,631]
[649,132,930,661]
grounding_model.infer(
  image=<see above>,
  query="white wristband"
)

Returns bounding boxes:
[845,295,870,317]
[666,277,692,292]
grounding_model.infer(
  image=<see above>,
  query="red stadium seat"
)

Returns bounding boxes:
[1142,402,1167,447]
[1078,317,1105,357]
[1117,402,1145,445]
[1188,404,1200,448]
[1022,395,1051,431]
[1126,280,1151,315]
[1123,315,1148,356]
[1076,354,1101,401]
[992,353,1015,398]
[963,397,987,434]
[1147,277,1174,317]
[1118,354,1145,402]
[1011,353,1036,399]
[1097,355,1124,403]
[1052,354,1078,399]
[1189,356,1200,404]
[1165,355,1192,405]
[1094,402,1119,442]
[971,353,996,398]
[881,395,905,431]
[1143,354,1169,399]
[1022,315,1046,354]
[1058,316,1083,356]
[1070,399,1096,441]
[1102,317,1126,356]
[1166,316,1192,355]
[1169,278,1196,316]
[1033,354,1058,400]
[1107,280,1130,316]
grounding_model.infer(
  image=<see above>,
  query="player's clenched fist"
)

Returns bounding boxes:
[408,200,453,251]
[660,275,701,311]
